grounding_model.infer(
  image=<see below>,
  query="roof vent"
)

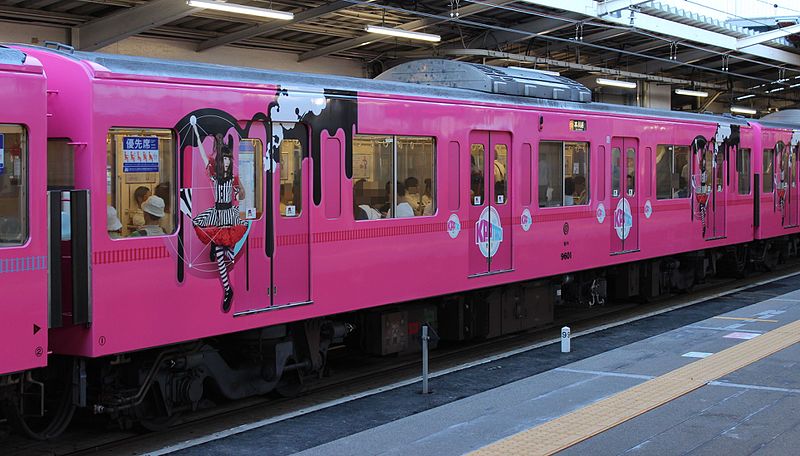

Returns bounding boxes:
[0,46,26,65]
[376,59,591,102]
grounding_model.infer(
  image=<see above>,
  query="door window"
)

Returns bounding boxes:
[737,148,751,195]
[626,148,636,196]
[611,147,621,198]
[238,139,263,219]
[471,144,485,206]
[493,144,508,204]
[763,149,774,192]
[279,138,302,217]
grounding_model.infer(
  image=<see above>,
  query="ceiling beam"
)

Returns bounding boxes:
[737,23,800,49]
[520,0,800,66]
[77,0,199,51]
[197,0,352,52]
[298,1,515,62]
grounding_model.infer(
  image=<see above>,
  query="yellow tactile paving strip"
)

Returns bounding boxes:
[470,318,800,456]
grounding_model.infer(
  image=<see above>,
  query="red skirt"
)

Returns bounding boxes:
[194,225,248,248]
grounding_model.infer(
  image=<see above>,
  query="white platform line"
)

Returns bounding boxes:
[685,325,763,334]
[148,269,800,455]
[708,381,800,394]
[554,367,654,380]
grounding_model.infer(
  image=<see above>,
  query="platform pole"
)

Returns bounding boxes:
[561,326,571,353]
[422,325,430,394]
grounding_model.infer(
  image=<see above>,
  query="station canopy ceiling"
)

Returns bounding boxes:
[3,0,799,111]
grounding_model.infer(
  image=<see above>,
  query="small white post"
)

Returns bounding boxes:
[421,325,430,394]
[561,326,571,353]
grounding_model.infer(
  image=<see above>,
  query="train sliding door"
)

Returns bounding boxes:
[610,137,639,254]
[780,141,798,228]
[468,131,512,276]
[272,124,311,307]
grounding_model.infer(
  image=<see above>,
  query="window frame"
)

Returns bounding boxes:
[106,127,178,240]
[352,134,437,221]
[0,123,29,247]
[737,148,752,195]
[655,144,690,200]
[538,140,590,208]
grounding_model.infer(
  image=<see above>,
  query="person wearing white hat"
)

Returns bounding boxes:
[107,206,123,239]
[129,196,166,237]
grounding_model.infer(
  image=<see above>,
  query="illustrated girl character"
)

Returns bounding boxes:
[192,133,247,313]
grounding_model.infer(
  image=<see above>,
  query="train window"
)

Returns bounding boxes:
[611,147,621,198]
[656,145,672,199]
[737,148,751,195]
[539,141,562,207]
[674,147,689,197]
[471,144,485,206]
[566,142,589,205]
[494,144,508,204]
[279,139,301,217]
[238,139,263,220]
[0,125,27,246]
[397,136,436,216]
[763,149,774,193]
[353,135,436,219]
[656,145,690,199]
[538,141,589,207]
[626,148,636,195]
[353,135,393,220]
[106,128,176,238]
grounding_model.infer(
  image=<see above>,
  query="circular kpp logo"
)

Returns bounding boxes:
[596,203,606,224]
[614,198,633,240]
[644,200,653,219]
[521,208,532,232]
[447,213,461,239]
[475,206,502,258]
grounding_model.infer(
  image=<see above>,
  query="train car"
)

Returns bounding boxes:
[0,47,54,437]
[751,114,800,267]
[3,46,798,434]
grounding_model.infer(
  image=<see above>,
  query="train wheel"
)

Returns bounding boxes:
[2,358,76,440]
[273,367,304,398]
[134,386,182,432]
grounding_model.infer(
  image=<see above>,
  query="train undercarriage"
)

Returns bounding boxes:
[2,236,799,439]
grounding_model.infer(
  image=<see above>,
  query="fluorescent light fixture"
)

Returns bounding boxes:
[674,88,709,97]
[596,78,637,89]
[364,25,441,42]
[186,0,293,20]
[768,87,785,93]
[508,66,560,76]
[736,94,755,100]
[731,106,757,115]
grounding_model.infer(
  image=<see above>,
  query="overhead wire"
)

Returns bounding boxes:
[344,0,799,88]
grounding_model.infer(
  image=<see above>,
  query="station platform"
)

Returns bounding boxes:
[164,275,800,456]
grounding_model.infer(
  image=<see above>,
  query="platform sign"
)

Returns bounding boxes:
[122,136,159,173]
[0,134,4,175]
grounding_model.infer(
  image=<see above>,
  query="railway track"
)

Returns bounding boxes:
[5,262,800,456]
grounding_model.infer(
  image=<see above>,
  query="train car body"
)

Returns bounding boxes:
[0,48,48,378]
[4,46,800,435]
[14,48,773,358]
[755,121,800,241]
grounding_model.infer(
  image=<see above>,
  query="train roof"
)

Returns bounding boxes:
[759,110,800,130]
[13,44,762,129]
[0,47,27,66]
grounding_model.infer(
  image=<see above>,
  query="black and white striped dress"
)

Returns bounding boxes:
[193,171,246,229]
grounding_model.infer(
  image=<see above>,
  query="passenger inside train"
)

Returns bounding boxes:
[129,196,166,237]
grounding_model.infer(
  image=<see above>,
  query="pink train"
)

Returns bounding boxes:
[0,45,798,437]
